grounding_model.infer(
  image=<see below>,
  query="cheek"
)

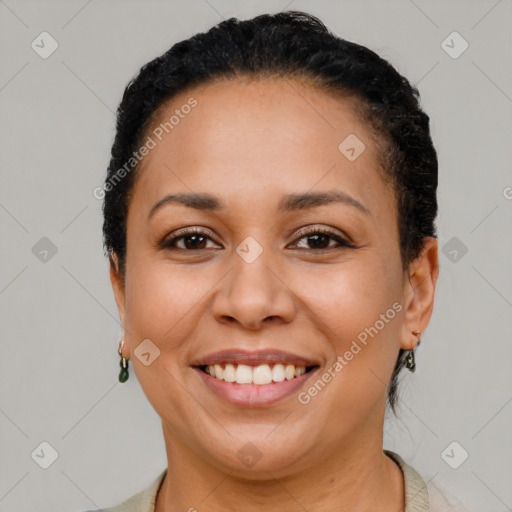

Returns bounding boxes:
[123,259,207,354]
[305,255,401,340]
[302,254,403,406]
[286,256,404,447]
[121,260,208,413]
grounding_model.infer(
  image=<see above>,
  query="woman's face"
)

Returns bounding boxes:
[111,77,437,477]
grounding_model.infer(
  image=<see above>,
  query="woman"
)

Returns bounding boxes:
[89,10,452,511]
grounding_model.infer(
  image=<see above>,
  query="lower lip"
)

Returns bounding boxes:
[194,367,319,408]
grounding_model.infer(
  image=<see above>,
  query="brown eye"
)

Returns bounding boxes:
[301,233,334,249]
[160,226,355,252]
[289,226,355,251]
[177,233,208,250]
[161,228,220,251]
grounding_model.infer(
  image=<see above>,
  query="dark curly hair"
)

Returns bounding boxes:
[101,10,438,412]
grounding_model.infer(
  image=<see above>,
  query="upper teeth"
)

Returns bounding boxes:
[205,363,307,385]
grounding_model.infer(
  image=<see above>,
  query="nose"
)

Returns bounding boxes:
[211,247,296,330]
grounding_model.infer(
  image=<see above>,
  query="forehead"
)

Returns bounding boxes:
[132,77,394,219]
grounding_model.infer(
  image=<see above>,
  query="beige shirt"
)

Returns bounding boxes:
[84,450,450,512]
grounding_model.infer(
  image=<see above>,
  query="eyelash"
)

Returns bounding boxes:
[160,226,356,252]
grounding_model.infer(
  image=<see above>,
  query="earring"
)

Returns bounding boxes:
[118,339,129,383]
[406,330,422,372]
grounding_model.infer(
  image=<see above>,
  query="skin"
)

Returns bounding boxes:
[110,76,439,511]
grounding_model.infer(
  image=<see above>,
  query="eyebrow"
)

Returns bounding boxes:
[148,190,370,219]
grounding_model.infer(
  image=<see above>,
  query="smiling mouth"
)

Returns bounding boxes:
[198,363,319,386]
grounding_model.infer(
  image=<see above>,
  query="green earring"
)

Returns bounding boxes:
[118,339,129,383]
[406,330,422,373]
[405,350,416,372]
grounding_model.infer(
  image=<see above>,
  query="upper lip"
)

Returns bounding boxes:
[191,349,320,367]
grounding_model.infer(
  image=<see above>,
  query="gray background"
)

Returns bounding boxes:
[0,0,511,511]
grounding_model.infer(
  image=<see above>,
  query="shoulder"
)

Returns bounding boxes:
[79,469,167,512]
[385,450,429,511]
[385,450,467,512]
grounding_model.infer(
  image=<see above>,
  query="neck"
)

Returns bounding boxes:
[154,423,404,512]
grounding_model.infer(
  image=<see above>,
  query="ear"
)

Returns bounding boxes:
[399,237,439,350]
[109,251,126,329]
